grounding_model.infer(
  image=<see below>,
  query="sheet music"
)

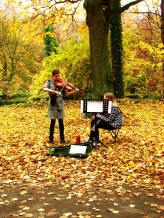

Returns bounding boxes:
[69,145,87,154]
[87,100,103,113]
[81,100,112,113]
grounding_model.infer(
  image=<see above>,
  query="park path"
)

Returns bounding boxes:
[0,181,163,218]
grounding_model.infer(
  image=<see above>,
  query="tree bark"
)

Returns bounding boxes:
[161,0,164,99]
[84,0,112,98]
[111,0,124,98]
[84,0,144,98]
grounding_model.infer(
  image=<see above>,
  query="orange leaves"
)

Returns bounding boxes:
[0,99,164,190]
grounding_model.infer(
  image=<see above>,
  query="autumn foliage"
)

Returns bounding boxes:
[0,100,163,188]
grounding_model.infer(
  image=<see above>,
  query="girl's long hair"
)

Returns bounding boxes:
[104,92,123,113]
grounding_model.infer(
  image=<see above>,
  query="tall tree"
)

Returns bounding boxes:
[83,0,144,98]
[0,3,43,98]
[121,0,163,99]
[28,0,144,98]
[110,0,124,98]
[161,0,164,99]
[0,12,23,98]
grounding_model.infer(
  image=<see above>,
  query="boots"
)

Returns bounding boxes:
[49,119,66,143]
[88,123,100,148]
[49,119,55,143]
[89,131,95,141]
[59,119,66,143]
[48,137,53,143]
[60,135,66,143]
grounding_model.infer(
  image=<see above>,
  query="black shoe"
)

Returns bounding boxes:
[88,139,96,148]
[60,139,66,143]
[92,140,100,148]
[88,139,93,143]
[49,138,53,143]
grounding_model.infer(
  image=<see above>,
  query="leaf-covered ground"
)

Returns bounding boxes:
[0,100,163,217]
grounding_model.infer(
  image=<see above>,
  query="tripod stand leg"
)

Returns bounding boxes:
[92,140,107,149]
[99,140,108,148]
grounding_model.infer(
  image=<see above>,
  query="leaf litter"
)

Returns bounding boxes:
[0,100,163,217]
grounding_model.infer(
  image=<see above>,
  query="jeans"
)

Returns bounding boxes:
[89,119,115,141]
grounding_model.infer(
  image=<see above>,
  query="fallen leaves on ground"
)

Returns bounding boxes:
[0,100,163,187]
[0,99,163,217]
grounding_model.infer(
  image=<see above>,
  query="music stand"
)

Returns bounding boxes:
[81,100,112,148]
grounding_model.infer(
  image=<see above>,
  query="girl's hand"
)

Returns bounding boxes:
[55,91,61,96]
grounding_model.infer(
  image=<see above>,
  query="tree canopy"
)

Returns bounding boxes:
[20,0,145,98]
[0,0,163,100]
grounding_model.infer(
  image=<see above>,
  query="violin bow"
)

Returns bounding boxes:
[60,71,73,93]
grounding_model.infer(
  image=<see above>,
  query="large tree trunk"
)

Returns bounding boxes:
[161,0,164,99]
[162,0,164,45]
[110,0,124,98]
[84,0,113,99]
[83,0,144,98]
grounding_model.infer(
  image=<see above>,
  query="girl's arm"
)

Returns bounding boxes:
[43,88,61,95]
[96,107,119,123]
[65,88,79,97]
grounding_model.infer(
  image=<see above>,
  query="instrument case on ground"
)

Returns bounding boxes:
[49,142,92,158]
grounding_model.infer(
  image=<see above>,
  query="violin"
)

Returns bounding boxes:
[55,77,82,93]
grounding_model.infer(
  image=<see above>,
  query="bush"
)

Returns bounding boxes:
[0,97,29,106]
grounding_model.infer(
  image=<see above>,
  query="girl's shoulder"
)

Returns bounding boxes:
[111,105,122,113]
[44,79,56,89]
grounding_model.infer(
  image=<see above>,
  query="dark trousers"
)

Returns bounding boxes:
[49,119,64,141]
[89,120,115,141]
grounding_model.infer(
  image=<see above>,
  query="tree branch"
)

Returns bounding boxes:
[52,0,81,3]
[67,0,81,2]
[108,0,145,22]
[119,0,144,14]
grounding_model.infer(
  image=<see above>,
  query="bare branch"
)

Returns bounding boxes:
[119,0,144,14]
[51,0,81,3]
[67,0,81,2]
[108,0,145,21]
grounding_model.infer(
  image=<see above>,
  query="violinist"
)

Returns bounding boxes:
[43,69,79,144]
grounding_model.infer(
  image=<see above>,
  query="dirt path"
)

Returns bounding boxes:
[0,182,163,218]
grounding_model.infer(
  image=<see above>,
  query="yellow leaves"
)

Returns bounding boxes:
[2,149,7,155]
[128,160,136,168]
[107,208,119,213]
[20,190,28,195]
[0,100,164,190]
[38,208,45,212]
[63,212,72,216]
[22,206,30,211]
[46,211,56,216]
[129,204,135,208]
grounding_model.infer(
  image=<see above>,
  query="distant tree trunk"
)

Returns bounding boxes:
[110,0,124,98]
[161,0,164,99]
[162,0,164,44]
[84,0,112,99]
